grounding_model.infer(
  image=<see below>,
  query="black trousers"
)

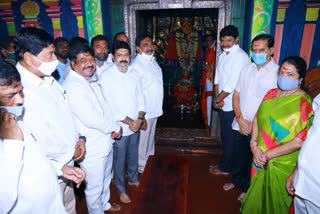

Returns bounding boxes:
[231,131,252,193]
[218,110,235,173]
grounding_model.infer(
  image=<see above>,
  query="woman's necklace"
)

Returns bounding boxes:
[272,88,298,108]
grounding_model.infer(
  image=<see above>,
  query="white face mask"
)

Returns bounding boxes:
[223,44,237,53]
[138,47,154,61]
[31,55,59,76]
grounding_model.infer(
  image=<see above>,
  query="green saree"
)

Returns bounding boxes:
[241,88,313,214]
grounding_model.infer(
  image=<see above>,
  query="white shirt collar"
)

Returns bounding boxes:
[16,62,55,87]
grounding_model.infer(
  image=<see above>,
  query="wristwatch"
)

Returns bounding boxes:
[138,117,145,121]
[79,135,86,143]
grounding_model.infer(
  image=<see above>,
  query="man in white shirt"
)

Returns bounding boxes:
[91,35,113,77]
[100,41,145,204]
[131,34,163,173]
[53,37,70,84]
[0,59,70,214]
[14,27,86,214]
[62,37,89,80]
[286,93,320,213]
[63,43,122,212]
[222,34,278,201]
[107,32,130,64]
[210,25,250,175]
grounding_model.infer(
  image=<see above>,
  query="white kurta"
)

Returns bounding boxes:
[232,59,279,131]
[99,64,145,136]
[63,70,120,213]
[0,121,67,214]
[131,54,163,172]
[17,63,78,176]
[95,61,113,77]
[131,54,163,119]
[294,94,320,207]
[214,44,250,112]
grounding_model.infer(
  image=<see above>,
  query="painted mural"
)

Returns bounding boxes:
[250,0,275,39]
[0,0,86,39]
[84,0,103,41]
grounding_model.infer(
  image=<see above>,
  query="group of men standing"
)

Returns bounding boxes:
[209,25,279,201]
[0,27,163,214]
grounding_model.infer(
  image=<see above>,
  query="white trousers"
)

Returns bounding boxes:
[138,118,157,173]
[206,96,212,126]
[80,149,113,214]
[59,179,76,214]
[295,195,320,214]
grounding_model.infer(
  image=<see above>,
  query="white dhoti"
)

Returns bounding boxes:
[206,96,212,126]
[138,118,158,173]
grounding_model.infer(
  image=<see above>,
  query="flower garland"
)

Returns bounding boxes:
[176,31,199,71]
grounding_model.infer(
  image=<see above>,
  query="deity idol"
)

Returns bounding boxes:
[164,17,204,107]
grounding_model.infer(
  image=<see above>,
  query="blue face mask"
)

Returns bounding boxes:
[251,52,267,66]
[0,105,24,117]
[277,76,299,91]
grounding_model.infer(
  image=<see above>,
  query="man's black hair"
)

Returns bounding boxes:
[70,37,88,47]
[251,34,274,49]
[69,43,94,62]
[14,27,53,61]
[53,37,69,48]
[0,36,14,50]
[219,25,239,39]
[0,56,21,86]
[112,32,126,44]
[91,35,108,47]
[135,34,152,47]
[112,40,131,55]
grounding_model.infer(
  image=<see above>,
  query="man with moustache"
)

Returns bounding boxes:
[100,41,145,204]
[91,35,113,77]
[107,32,130,63]
[63,44,122,213]
[131,35,163,173]
[210,25,249,176]
[223,34,278,201]
[14,27,86,214]
[53,37,70,84]
[0,58,71,214]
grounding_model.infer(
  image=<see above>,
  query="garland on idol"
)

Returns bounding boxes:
[176,31,198,72]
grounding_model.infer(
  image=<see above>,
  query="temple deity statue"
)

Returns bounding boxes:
[163,17,204,108]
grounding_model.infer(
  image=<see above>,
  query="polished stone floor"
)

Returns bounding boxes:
[75,152,241,214]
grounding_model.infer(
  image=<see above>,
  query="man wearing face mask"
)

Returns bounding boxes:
[0,36,16,66]
[210,25,250,176]
[131,34,163,173]
[14,27,86,214]
[100,41,145,204]
[91,35,113,77]
[0,58,68,214]
[222,34,278,201]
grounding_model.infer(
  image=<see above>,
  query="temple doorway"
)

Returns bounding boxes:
[137,9,219,129]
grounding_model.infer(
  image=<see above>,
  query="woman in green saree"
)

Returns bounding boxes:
[241,56,314,214]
